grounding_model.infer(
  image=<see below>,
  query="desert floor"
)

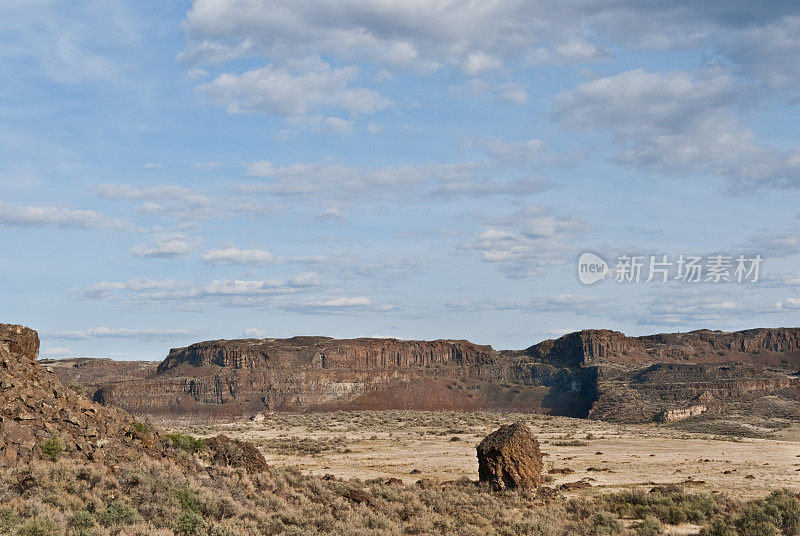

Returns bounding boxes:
[172,410,800,501]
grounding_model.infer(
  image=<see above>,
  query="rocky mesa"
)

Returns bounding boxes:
[46,326,800,424]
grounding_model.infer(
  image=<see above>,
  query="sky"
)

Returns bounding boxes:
[1,0,799,361]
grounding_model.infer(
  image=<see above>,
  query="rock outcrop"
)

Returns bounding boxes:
[0,323,166,467]
[47,326,800,424]
[477,422,543,490]
[205,434,269,473]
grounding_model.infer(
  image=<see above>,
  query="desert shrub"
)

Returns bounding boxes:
[40,436,64,461]
[165,432,208,453]
[70,510,97,536]
[98,500,139,527]
[592,512,621,534]
[734,502,780,536]
[761,489,800,535]
[635,515,663,536]
[175,487,202,512]
[700,519,737,536]
[551,440,590,446]
[0,506,19,532]
[131,421,149,435]
[17,516,57,536]
[175,511,206,536]
[604,489,718,525]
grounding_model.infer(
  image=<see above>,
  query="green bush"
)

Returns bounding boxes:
[175,511,206,536]
[165,432,208,453]
[635,515,663,536]
[69,510,97,536]
[175,487,202,512]
[592,512,621,534]
[17,516,57,536]
[762,489,800,535]
[40,436,64,461]
[98,500,139,527]
[0,507,19,533]
[700,519,737,536]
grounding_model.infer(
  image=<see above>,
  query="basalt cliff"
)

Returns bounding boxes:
[45,327,800,424]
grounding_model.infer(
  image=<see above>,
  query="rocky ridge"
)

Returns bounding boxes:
[0,324,166,467]
[47,327,800,424]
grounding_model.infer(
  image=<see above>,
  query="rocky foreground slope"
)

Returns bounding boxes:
[44,326,800,424]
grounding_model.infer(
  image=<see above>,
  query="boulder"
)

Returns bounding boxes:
[477,422,543,490]
[206,435,269,473]
[0,324,39,361]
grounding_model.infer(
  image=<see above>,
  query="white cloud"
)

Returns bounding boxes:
[0,201,133,230]
[446,294,604,315]
[737,230,800,258]
[529,40,612,64]
[778,297,800,310]
[460,206,590,278]
[179,0,632,73]
[193,161,221,170]
[144,162,164,169]
[196,58,392,117]
[76,278,176,300]
[317,207,343,221]
[453,79,529,105]
[554,68,800,188]
[242,159,542,202]
[461,52,502,76]
[242,328,270,338]
[42,347,72,357]
[131,234,200,259]
[202,247,276,266]
[429,176,551,198]
[96,183,211,208]
[49,327,197,342]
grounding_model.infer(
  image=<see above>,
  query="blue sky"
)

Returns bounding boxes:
[1,0,799,360]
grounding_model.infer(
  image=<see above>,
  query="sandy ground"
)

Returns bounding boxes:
[173,411,800,500]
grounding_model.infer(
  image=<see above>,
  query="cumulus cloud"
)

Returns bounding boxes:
[777,297,800,310]
[96,183,211,208]
[0,201,133,230]
[636,290,781,326]
[178,0,640,73]
[737,230,800,258]
[41,347,72,357]
[460,206,590,278]
[131,234,200,259]
[243,159,548,202]
[49,327,197,342]
[181,1,800,97]
[202,247,276,266]
[196,58,392,117]
[554,69,800,188]
[242,328,270,338]
[76,278,176,300]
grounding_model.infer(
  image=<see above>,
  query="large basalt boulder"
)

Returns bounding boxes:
[0,324,39,361]
[206,434,269,473]
[477,422,543,490]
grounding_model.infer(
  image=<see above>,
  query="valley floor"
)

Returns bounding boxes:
[171,411,800,501]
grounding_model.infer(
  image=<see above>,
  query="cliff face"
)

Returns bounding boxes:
[49,327,800,424]
[157,337,498,373]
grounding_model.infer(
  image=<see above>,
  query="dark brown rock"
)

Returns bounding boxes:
[0,324,39,361]
[477,422,543,490]
[0,323,169,468]
[206,435,269,473]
